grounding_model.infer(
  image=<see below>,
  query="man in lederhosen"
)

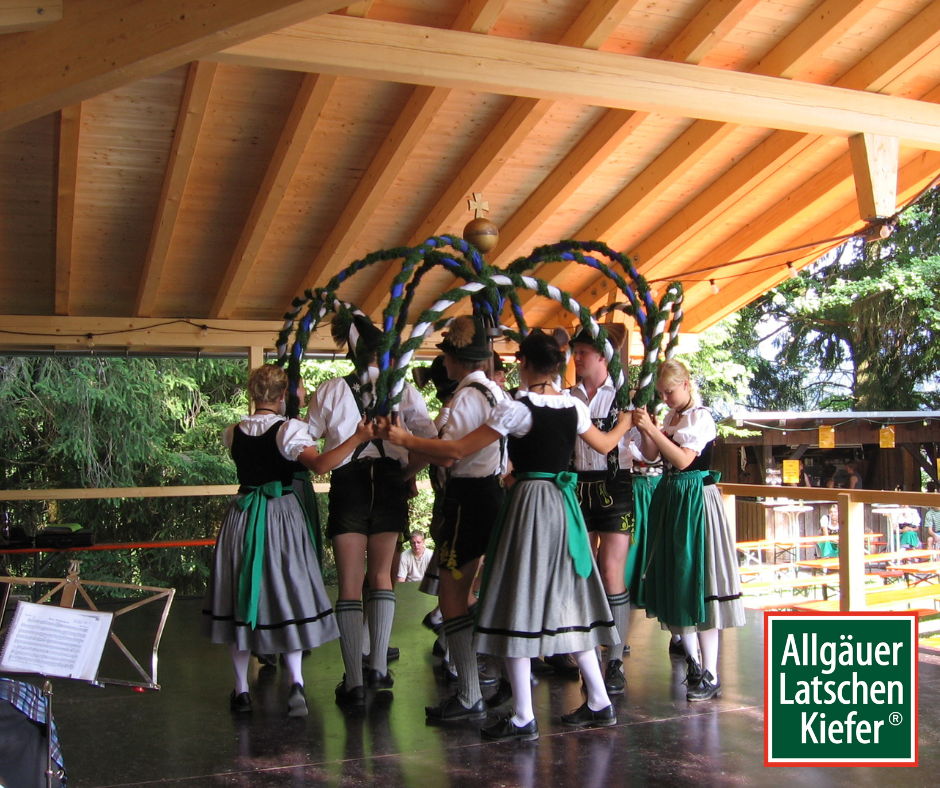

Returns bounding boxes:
[422,316,507,720]
[569,324,639,695]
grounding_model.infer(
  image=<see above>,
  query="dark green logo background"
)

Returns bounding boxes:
[768,616,914,762]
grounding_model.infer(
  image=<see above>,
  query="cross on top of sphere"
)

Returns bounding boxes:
[467,192,489,219]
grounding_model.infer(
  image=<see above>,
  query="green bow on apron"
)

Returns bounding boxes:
[235,481,287,630]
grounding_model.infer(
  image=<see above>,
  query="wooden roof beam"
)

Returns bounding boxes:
[849,133,899,221]
[55,103,81,316]
[489,0,758,271]
[356,0,641,317]
[0,0,61,33]
[568,0,940,314]
[0,0,351,133]
[214,14,940,148]
[211,72,337,319]
[136,61,217,317]
[293,0,508,296]
[680,148,940,331]
[525,0,861,316]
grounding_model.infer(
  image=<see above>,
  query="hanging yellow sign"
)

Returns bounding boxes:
[818,425,835,449]
[782,459,801,485]
[879,425,895,448]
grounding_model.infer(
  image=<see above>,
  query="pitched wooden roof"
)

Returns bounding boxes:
[2,0,939,356]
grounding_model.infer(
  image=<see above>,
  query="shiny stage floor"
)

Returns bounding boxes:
[42,584,940,787]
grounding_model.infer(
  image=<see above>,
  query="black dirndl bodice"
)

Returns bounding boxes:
[508,397,578,474]
[230,423,296,489]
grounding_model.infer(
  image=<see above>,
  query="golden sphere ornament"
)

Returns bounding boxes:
[463,217,499,254]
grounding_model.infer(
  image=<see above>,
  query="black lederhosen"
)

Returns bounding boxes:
[437,475,505,574]
[576,468,634,534]
[326,457,408,538]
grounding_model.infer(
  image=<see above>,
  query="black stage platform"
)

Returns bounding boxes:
[33,584,940,787]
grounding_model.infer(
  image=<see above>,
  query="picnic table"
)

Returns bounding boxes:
[796,548,939,575]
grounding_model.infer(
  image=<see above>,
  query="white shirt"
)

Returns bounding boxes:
[442,371,508,477]
[222,414,315,461]
[660,402,716,468]
[486,391,592,438]
[307,367,437,468]
[397,548,433,581]
[569,375,640,472]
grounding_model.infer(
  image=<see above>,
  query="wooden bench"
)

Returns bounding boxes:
[739,563,796,581]
[780,582,940,614]
[741,575,841,609]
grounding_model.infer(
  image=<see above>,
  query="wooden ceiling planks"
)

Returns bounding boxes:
[0,0,940,355]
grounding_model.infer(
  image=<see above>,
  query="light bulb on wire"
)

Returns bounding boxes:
[710,279,720,294]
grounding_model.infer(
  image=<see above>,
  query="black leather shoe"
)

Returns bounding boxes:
[530,657,553,676]
[426,694,488,721]
[422,612,443,635]
[335,679,366,706]
[362,646,400,668]
[253,651,277,670]
[544,653,580,677]
[432,640,446,658]
[367,668,394,689]
[485,678,513,709]
[686,670,722,702]
[441,660,458,682]
[561,702,617,728]
[605,659,626,695]
[478,658,499,687]
[287,683,308,717]
[481,715,539,741]
[685,656,704,688]
[229,690,252,713]
[669,638,685,657]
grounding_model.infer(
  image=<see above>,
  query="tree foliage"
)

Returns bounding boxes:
[719,186,940,411]
[0,357,246,593]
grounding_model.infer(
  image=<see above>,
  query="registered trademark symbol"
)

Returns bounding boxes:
[889,712,903,726]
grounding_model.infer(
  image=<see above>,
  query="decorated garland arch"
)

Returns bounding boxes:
[275,236,684,418]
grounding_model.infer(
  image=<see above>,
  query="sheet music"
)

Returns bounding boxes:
[0,601,112,680]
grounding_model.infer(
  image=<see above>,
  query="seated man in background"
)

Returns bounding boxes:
[397,530,433,582]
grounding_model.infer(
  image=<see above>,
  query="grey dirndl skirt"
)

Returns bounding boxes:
[474,479,618,658]
[202,493,340,653]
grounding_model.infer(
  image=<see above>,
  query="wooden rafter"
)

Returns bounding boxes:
[508,0,776,307]
[211,72,337,319]
[485,108,650,268]
[486,0,760,271]
[136,61,217,317]
[657,0,762,66]
[213,14,940,148]
[357,0,641,316]
[680,148,940,331]
[568,0,940,318]
[0,0,61,33]
[293,0,508,296]
[55,103,82,316]
[0,0,351,133]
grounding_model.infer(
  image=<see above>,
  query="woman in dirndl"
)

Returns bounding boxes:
[382,330,632,740]
[631,359,746,701]
[202,364,372,716]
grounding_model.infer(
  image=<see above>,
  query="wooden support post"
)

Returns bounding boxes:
[837,492,866,611]
[848,133,899,220]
